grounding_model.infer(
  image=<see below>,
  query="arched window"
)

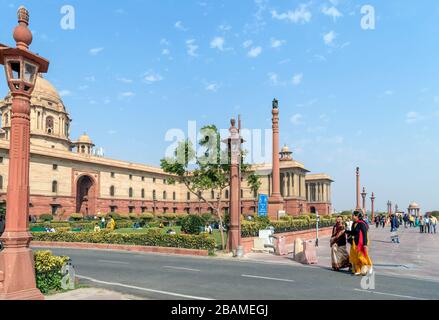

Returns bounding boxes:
[187,192,191,201]
[52,180,58,193]
[225,190,229,199]
[141,188,145,198]
[129,187,133,198]
[46,116,54,134]
[0,175,3,190]
[110,186,115,197]
[153,190,156,200]
[163,191,167,200]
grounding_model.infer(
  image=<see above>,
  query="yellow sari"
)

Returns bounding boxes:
[349,220,373,275]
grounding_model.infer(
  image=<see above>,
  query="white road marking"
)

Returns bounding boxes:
[163,266,201,272]
[241,274,295,283]
[353,289,427,300]
[97,260,129,265]
[76,275,212,300]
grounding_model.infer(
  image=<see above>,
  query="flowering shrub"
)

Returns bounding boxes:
[34,250,69,294]
[68,213,83,221]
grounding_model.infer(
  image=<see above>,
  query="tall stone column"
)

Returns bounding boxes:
[370,193,375,223]
[356,167,361,210]
[268,99,284,218]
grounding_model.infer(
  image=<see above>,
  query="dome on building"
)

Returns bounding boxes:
[409,202,420,209]
[281,145,290,153]
[31,75,67,113]
[77,133,93,145]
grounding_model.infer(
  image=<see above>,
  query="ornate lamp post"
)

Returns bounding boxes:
[361,187,367,216]
[222,118,243,256]
[370,192,376,223]
[0,7,49,300]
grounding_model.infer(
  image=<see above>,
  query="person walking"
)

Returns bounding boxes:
[346,211,373,276]
[381,215,386,228]
[419,216,425,233]
[330,216,350,271]
[424,215,430,234]
[390,213,400,244]
[431,216,437,234]
[375,216,380,229]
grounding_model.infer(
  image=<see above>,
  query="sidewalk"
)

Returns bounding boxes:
[46,288,143,300]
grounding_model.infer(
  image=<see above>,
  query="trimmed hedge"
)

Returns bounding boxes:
[32,230,216,255]
[241,217,337,238]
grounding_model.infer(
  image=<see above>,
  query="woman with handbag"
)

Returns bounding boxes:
[330,216,350,271]
[347,211,373,276]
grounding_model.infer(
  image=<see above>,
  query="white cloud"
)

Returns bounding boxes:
[89,47,104,56]
[268,72,280,86]
[117,77,133,84]
[186,39,199,57]
[247,46,262,58]
[78,85,88,91]
[85,76,96,82]
[323,31,337,45]
[271,4,312,24]
[162,48,170,56]
[175,21,187,31]
[290,113,303,125]
[210,37,225,51]
[271,38,286,48]
[119,92,135,98]
[144,71,164,84]
[243,40,253,48]
[218,24,232,32]
[160,38,170,46]
[205,83,220,92]
[292,73,303,85]
[59,90,71,97]
[384,90,394,95]
[321,5,343,21]
[405,111,423,124]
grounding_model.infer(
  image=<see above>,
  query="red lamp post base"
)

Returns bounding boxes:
[268,196,284,220]
[0,234,44,300]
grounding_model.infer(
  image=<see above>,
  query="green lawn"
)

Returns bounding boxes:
[114,226,227,249]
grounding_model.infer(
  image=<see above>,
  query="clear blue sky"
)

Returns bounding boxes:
[1,0,438,212]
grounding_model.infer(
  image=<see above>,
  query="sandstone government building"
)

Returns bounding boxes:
[0,75,333,218]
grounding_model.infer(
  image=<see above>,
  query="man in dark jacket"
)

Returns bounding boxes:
[390,214,400,243]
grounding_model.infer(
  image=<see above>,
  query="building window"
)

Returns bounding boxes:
[153,190,156,200]
[211,190,215,199]
[52,181,58,193]
[241,189,243,198]
[0,157,3,164]
[142,176,145,181]
[110,186,115,197]
[110,206,117,213]
[46,116,54,134]
[129,174,133,180]
[225,190,229,199]
[111,172,115,178]
[163,191,167,200]
[129,206,135,214]
[141,189,145,199]
[173,192,176,201]
[163,179,166,184]
[0,175,3,190]
[153,178,156,183]
[129,188,133,198]
[53,164,58,170]
[187,192,191,201]
[141,207,146,213]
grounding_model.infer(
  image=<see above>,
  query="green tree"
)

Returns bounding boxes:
[160,124,260,250]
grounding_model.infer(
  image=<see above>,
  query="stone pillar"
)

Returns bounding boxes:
[370,193,375,223]
[356,167,361,210]
[268,99,284,218]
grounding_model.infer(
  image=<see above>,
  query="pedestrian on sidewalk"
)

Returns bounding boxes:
[403,213,409,228]
[381,215,386,228]
[419,216,425,233]
[431,216,437,234]
[425,215,430,234]
[330,216,350,271]
[346,211,373,276]
[375,216,380,228]
[390,213,400,244]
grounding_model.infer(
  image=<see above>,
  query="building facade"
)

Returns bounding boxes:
[0,75,333,218]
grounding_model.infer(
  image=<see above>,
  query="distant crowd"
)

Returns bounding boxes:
[373,213,437,234]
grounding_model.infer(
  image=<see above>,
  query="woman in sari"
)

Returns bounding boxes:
[347,211,373,276]
[330,216,350,271]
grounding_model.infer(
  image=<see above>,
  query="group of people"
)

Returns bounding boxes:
[416,215,437,234]
[93,216,116,232]
[330,211,373,276]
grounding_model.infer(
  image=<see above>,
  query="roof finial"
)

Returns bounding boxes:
[13,6,33,49]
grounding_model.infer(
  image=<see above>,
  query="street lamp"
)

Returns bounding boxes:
[222,118,244,256]
[0,7,49,300]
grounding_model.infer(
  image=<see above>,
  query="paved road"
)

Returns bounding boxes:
[34,245,439,300]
